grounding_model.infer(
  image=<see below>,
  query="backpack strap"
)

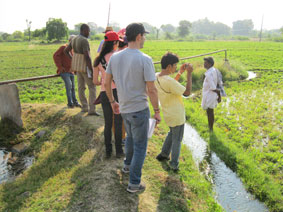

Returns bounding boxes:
[100,57,108,70]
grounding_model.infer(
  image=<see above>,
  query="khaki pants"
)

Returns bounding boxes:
[77,71,96,113]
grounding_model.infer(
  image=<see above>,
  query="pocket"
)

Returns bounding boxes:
[130,109,149,127]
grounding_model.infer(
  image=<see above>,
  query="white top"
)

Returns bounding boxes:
[201,67,218,110]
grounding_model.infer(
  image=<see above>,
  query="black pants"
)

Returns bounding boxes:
[100,89,123,154]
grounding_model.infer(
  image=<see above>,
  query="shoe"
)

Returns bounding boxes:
[122,167,130,174]
[88,111,100,116]
[67,104,74,108]
[127,182,146,193]
[156,153,170,161]
[74,103,82,108]
[116,152,125,158]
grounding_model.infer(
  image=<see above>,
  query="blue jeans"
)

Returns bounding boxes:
[60,72,78,106]
[161,124,184,169]
[122,108,150,185]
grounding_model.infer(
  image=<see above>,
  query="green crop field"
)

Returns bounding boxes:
[0,40,282,211]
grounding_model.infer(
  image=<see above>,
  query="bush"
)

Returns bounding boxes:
[272,37,283,42]
[91,34,104,41]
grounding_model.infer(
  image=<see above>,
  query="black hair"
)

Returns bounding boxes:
[80,24,89,32]
[204,57,214,66]
[93,41,117,67]
[126,23,146,42]
[161,52,179,69]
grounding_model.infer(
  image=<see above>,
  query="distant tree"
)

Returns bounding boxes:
[12,31,24,39]
[232,19,254,36]
[32,28,46,39]
[214,22,231,36]
[1,33,10,41]
[280,27,283,36]
[96,26,105,33]
[74,23,84,32]
[46,18,68,41]
[177,20,191,37]
[26,19,32,41]
[192,18,231,36]
[109,22,121,32]
[161,24,176,33]
[87,22,97,35]
[165,32,174,40]
[142,22,156,34]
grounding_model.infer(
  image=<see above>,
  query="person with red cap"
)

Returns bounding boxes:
[97,26,113,53]
[93,31,124,158]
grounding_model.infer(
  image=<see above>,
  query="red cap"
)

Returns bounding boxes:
[104,31,123,42]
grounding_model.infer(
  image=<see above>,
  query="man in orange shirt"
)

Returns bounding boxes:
[53,35,81,108]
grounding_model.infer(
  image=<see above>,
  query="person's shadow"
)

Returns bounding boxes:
[157,162,189,212]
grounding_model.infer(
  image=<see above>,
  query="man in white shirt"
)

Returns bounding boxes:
[202,57,221,131]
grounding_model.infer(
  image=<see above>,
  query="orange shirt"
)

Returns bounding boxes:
[53,44,73,74]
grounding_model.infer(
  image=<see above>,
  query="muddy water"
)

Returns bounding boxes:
[0,149,34,184]
[183,124,269,212]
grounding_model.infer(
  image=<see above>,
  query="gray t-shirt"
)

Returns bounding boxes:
[106,48,156,113]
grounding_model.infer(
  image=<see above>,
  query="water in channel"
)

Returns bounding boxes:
[183,123,269,212]
[0,149,34,184]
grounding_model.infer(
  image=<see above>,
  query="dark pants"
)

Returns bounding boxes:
[100,89,123,154]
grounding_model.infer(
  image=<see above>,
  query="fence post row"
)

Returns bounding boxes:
[0,50,227,85]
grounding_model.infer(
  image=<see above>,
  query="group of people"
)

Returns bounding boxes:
[53,22,222,193]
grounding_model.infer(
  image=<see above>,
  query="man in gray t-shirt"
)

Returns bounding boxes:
[105,23,161,193]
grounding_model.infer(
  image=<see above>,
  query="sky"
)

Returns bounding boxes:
[0,0,282,33]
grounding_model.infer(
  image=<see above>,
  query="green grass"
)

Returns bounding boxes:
[1,40,282,211]
[0,104,222,211]
[184,70,283,211]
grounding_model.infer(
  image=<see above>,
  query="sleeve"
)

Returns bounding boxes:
[206,72,217,90]
[53,46,64,69]
[144,57,156,82]
[168,78,186,95]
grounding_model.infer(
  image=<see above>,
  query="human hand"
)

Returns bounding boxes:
[111,102,120,114]
[185,63,193,73]
[215,90,221,103]
[154,113,161,126]
[179,64,186,74]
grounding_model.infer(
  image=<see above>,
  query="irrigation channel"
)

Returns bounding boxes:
[0,71,267,211]
[183,71,269,211]
[0,148,34,184]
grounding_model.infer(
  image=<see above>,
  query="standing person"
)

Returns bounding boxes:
[155,52,193,172]
[105,23,161,193]
[64,24,99,116]
[93,31,124,158]
[97,26,113,53]
[202,57,221,131]
[53,35,81,108]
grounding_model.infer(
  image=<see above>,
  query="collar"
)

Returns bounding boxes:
[205,67,215,76]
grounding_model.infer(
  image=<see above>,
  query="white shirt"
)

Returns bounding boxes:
[202,67,218,109]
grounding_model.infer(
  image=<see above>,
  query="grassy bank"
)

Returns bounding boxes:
[183,71,283,211]
[0,104,221,211]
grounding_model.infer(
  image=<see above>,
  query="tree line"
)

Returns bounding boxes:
[1,18,283,42]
